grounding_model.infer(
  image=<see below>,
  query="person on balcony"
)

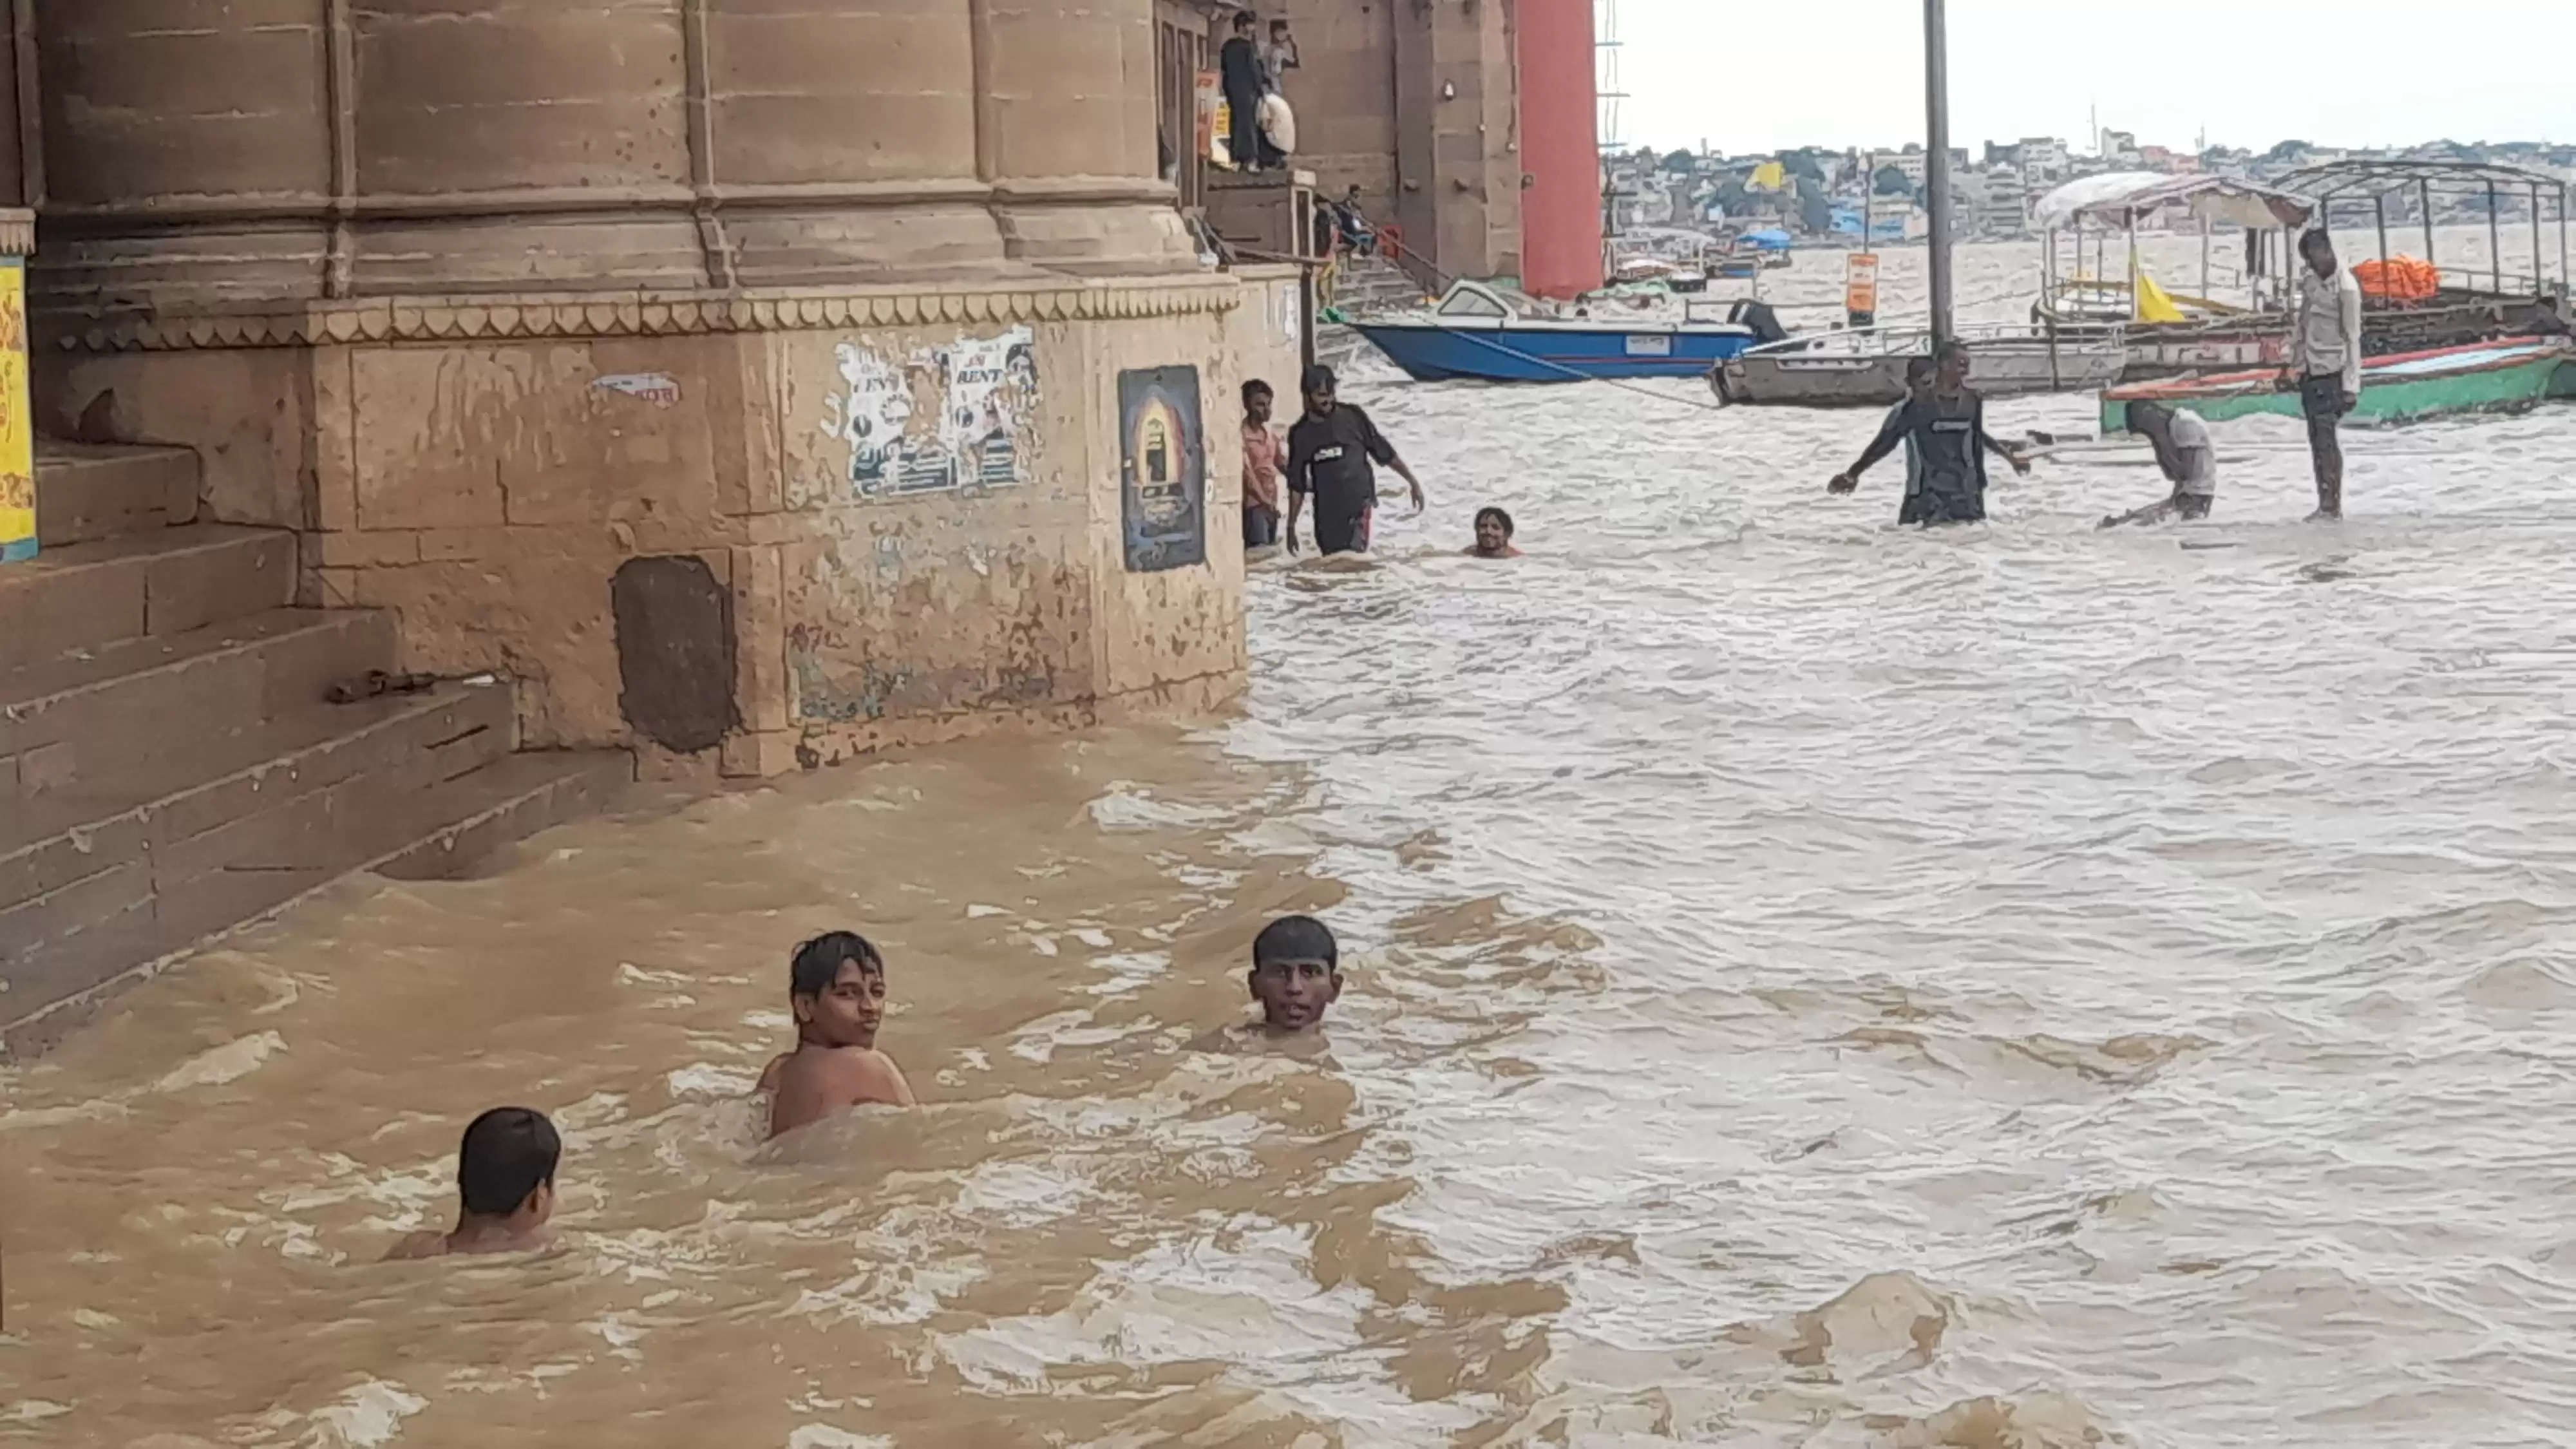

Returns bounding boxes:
[1220,13,1268,172]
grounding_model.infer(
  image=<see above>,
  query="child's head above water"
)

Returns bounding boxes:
[1249,915,1342,1032]
[457,1106,560,1227]
[790,930,890,1050]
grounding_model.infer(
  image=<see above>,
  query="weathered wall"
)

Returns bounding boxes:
[29,0,1189,311]
[19,5,1259,777]
[38,278,1265,775]
[1273,0,1522,281]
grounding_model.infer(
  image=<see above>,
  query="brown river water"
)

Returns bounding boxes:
[8,236,2576,1448]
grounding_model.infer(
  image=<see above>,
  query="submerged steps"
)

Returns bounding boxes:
[1,445,630,1054]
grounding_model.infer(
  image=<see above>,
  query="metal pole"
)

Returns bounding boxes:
[2420,178,2436,272]
[2126,209,2140,319]
[2532,182,2544,294]
[1923,0,1955,346]
[2488,182,2502,294]
[2373,196,2389,272]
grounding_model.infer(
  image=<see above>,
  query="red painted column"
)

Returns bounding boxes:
[1516,0,1603,298]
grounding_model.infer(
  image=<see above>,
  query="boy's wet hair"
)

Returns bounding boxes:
[1903,355,1936,384]
[1243,378,1273,408]
[1301,364,1336,396]
[457,1106,560,1217]
[1253,915,1338,970]
[790,931,885,998]
[1475,506,1515,537]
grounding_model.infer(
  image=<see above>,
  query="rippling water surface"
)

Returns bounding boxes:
[9,238,2576,1448]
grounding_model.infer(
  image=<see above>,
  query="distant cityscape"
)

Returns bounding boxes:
[1606,133,2576,245]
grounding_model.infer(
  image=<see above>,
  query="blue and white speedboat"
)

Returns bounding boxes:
[1351,279,1766,383]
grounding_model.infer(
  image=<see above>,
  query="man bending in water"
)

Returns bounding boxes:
[387,1106,560,1259]
[762,931,916,1138]
[2098,401,2217,527]
[1466,506,1522,558]
[1828,342,2029,524]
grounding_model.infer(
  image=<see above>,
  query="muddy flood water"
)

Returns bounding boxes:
[11,237,2576,1448]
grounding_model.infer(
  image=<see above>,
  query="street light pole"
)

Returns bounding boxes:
[1924,0,1955,347]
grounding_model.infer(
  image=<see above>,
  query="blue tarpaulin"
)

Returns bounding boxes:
[1739,227,1793,250]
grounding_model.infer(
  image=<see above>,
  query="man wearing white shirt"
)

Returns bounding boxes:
[2099,401,2218,527]
[2286,229,2365,520]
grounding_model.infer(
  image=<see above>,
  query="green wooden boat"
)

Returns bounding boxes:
[2101,337,2576,433]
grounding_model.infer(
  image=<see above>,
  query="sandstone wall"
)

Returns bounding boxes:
[1271,0,1522,281]
[38,273,1289,774]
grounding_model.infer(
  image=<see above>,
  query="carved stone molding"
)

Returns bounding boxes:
[39,277,1244,354]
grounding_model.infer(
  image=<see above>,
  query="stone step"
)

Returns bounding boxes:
[0,608,397,797]
[33,441,200,547]
[0,524,297,674]
[1,744,630,1056]
[1,679,516,900]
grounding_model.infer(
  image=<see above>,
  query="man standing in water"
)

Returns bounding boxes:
[1827,342,2028,524]
[2286,229,2365,520]
[1285,365,1427,556]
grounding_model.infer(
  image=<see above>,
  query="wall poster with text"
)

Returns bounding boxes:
[1117,365,1206,574]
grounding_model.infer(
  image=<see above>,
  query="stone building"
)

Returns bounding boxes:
[0,2,1305,1045]
[1260,0,1602,294]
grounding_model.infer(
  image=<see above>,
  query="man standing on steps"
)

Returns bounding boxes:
[2286,229,2365,520]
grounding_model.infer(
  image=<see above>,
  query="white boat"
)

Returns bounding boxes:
[1709,321,2128,408]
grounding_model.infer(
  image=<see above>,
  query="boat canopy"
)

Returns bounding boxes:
[2032,172,2316,232]
[2278,157,2570,207]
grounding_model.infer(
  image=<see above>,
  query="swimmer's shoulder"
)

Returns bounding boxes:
[384,1229,451,1262]
[770,1045,914,1134]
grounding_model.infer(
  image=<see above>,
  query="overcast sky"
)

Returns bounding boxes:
[1614,1,2575,155]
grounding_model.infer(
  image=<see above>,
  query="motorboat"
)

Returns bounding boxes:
[1709,322,2128,408]
[1352,279,1764,383]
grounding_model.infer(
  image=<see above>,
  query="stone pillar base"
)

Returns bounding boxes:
[33,266,1310,773]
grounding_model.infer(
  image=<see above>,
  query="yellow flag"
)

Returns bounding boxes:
[1750,160,1786,191]
[2133,269,2186,325]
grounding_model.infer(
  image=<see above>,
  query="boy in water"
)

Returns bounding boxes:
[1466,506,1523,558]
[1828,341,2029,524]
[1242,379,1284,550]
[387,1106,561,1260]
[1249,915,1343,1034]
[2098,401,2218,527]
[762,931,917,1138]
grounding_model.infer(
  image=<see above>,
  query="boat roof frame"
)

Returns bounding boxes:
[2278,156,2571,205]
[2034,171,2317,234]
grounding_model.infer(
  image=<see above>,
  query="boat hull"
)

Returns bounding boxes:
[1353,321,1756,383]
[2100,338,2576,432]
[1716,337,2129,408]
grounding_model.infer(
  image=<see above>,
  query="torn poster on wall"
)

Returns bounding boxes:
[817,326,1041,499]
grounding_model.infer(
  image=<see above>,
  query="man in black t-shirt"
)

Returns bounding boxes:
[1283,365,1427,556]
[1826,341,2028,525]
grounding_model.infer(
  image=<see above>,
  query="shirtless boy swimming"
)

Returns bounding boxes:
[386,1106,560,1260]
[761,931,917,1138]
